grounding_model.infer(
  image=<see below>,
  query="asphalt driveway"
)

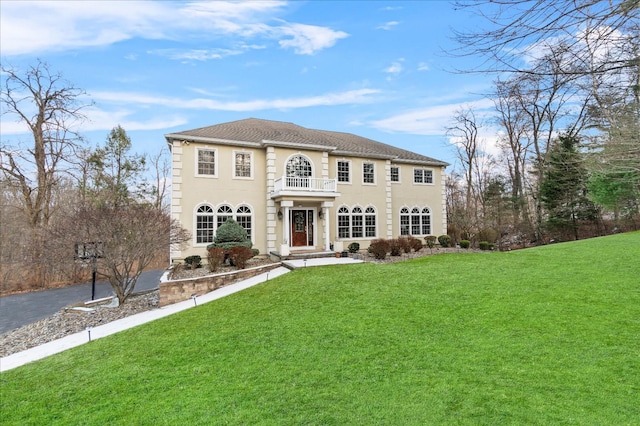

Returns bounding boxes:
[0,270,164,335]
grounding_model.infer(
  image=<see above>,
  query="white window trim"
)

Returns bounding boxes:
[285,153,314,178]
[362,161,376,185]
[235,203,254,242]
[196,147,218,178]
[390,165,401,184]
[399,205,432,236]
[194,203,215,246]
[336,159,352,184]
[413,167,434,185]
[233,150,254,180]
[336,204,378,240]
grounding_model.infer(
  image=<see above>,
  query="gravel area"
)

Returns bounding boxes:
[0,291,159,357]
[1,248,467,358]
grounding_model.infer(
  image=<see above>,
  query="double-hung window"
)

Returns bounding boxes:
[363,162,375,184]
[390,166,400,183]
[197,148,217,177]
[234,151,252,178]
[196,205,215,244]
[413,168,433,184]
[400,206,431,236]
[337,205,377,239]
[337,160,350,183]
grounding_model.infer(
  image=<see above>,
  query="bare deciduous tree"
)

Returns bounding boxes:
[53,204,190,304]
[1,60,90,229]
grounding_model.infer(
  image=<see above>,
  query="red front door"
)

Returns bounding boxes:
[291,210,313,247]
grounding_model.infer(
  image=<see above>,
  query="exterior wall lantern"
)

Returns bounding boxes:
[318,209,324,219]
[277,209,283,220]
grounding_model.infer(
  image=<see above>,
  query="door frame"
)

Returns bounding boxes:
[288,208,317,250]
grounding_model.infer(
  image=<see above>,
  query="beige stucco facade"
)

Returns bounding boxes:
[166,119,447,261]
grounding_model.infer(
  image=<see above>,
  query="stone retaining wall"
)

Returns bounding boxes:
[159,263,282,307]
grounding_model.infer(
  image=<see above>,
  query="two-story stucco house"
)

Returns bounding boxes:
[165,118,448,261]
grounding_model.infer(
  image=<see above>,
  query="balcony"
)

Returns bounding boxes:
[271,176,339,199]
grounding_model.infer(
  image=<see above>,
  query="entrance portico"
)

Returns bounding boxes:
[278,200,334,254]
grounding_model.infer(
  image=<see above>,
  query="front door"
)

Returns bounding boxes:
[290,209,313,247]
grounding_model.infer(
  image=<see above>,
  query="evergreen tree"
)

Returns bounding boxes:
[540,135,599,240]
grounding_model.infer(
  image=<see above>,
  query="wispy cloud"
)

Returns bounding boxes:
[370,98,494,136]
[418,62,430,71]
[384,58,405,75]
[91,88,381,111]
[377,21,399,31]
[0,0,348,57]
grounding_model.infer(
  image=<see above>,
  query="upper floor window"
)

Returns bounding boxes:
[414,168,433,184]
[234,151,252,178]
[286,155,312,178]
[363,162,375,184]
[197,148,217,177]
[390,166,400,183]
[337,160,351,183]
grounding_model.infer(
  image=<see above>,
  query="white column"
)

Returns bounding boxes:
[324,207,330,251]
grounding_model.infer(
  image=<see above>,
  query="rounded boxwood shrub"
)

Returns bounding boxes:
[479,241,490,250]
[184,255,202,269]
[459,239,470,249]
[424,235,437,249]
[206,219,252,251]
[348,242,360,253]
[438,235,452,248]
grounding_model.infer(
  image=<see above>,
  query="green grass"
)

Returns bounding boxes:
[2,232,639,425]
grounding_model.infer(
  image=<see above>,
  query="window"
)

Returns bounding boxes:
[411,207,421,235]
[217,205,233,229]
[363,162,375,184]
[400,207,410,236]
[351,207,363,238]
[390,166,400,183]
[196,205,215,244]
[236,205,252,240]
[338,206,350,238]
[421,207,431,235]
[234,151,252,178]
[337,160,350,183]
[365,207,377,237]
[286,155,312,178]
[197,148,217,176]
[337,205,377,239]
[400,206,431,236]
[414,168,433,184]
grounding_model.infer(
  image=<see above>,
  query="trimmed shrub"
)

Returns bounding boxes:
[348,242,360,253]
[228,246,254,269]
[389,238,403,256]
[184,255,202,269]
[398,236,412,254]
[479,241,490,251]
[477,228,498,244]
[207,219,252,252]
[408,236,423,252]
[459,240,470,249]
[207,247,225,272]
[424,235,437,250]
[368,239,390,260]
[438,235,452,248]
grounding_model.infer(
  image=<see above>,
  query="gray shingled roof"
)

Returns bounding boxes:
[165,118,448,166]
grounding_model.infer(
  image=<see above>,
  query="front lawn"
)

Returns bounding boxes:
[1,232,639,424]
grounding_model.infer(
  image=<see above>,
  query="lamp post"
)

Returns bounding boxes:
[75,242,103,301]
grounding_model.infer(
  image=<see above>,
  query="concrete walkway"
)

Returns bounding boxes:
[0,257,362,373]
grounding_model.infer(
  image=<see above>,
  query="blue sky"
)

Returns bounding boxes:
[1,1,498,168]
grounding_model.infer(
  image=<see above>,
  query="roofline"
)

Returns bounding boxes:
[165,134,262,149]
[392,158,450,167]
[261,139,336,152]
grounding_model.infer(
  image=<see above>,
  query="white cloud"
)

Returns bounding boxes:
[278,23,349,55]
[0,0,347,57]
[91,88,381,111]
[370,98,495,136]
[418,62,430,71]
[384,58,405,77]
[377,21,399,30]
